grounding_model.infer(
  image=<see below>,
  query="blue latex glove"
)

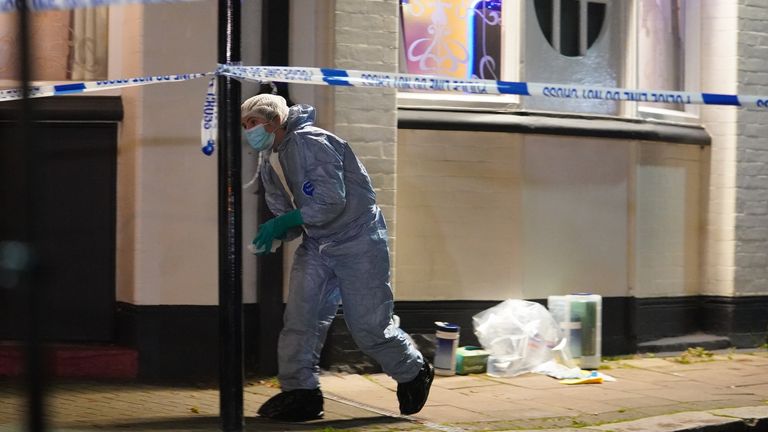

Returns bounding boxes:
[253,209,304,255]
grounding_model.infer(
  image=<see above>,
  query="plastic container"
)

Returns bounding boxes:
[547,294,602,369]
[434,321,460,376]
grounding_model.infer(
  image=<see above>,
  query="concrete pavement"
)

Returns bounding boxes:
[1,350,767,431]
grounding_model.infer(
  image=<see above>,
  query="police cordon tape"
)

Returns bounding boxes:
[6,64,768,107]
[200,77,217,156]
[0,72,216,155]
[5,65,768,109]
[1,0,200,12]
[6,64,768,157]
[0,71,218,155]
[0,72,211,101]
[219,65,768,109]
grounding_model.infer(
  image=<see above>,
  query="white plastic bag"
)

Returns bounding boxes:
[473,299,563,377]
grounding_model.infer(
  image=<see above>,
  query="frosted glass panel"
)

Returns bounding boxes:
[638,0,685,111]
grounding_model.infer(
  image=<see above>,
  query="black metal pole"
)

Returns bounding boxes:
[217,0,243,430]
[17,1,46,431]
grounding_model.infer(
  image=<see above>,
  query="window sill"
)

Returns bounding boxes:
[397,91,521,112]
[637,106,700,125]
[397,108,710,146]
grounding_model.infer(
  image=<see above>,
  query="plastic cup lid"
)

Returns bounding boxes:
[435,321,460,332]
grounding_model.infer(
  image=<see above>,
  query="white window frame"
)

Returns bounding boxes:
[547,0,609,57]
[627,0,701,123]
[397,0,619,114]
[397,0,523,111]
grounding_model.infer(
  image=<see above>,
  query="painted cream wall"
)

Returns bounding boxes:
[116,1,219,305]
[396,130,523,300]
[634,142,704,298]
[397,131,705,301]
[112,0,717,306]
[521,136,629,299]
[288,0,333,125]
[114,4,143,304]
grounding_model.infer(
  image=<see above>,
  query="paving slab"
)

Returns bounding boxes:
[536,397,623,415]
[629,385,752,403]
[593,376,665,391]
[735,383,768,397]
[2,352,768,432]
[590,410,746,432]
[711,405,768,429]
[424,386,522,413]
[497,429,600,432]
[600,396,689,410]
[601,367,691,382]
[674,369,768,387]
[417,404,501,422]
[486,373,566,389]
[432,374,499,390]
[541,385,640,402]
[486,399,578,419]
[462,385,553,401]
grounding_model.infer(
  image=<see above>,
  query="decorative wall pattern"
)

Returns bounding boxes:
[400,0,501,79]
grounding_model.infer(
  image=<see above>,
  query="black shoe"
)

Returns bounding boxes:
[257,388,324,422]
[397,360,434,415]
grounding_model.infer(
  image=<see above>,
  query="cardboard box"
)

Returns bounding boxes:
[456,346,489,375]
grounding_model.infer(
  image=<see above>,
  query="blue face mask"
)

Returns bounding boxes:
[244,124,275,152]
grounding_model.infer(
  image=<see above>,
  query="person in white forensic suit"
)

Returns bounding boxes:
[241,94,433,421]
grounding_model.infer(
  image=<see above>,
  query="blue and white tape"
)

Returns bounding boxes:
[200,77,217,156]
[1,0,200,13]
[0,72,210,101]
[219,65,768,109]
[4,63,768,161]
[6,64,759,108]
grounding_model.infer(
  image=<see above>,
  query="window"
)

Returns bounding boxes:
[636,0,699,118]
[400,0,503,80]
[533,0,607,57]
[525,0,624,115]
[398,0,519,109]
[0,8,108,83]
[398,0,700,120]
[397,0,624,114]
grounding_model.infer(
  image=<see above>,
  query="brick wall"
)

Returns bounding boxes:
[701,1,738,296]
[702,0,768,297]
[332,0,400,263]
[735,0,768,295]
